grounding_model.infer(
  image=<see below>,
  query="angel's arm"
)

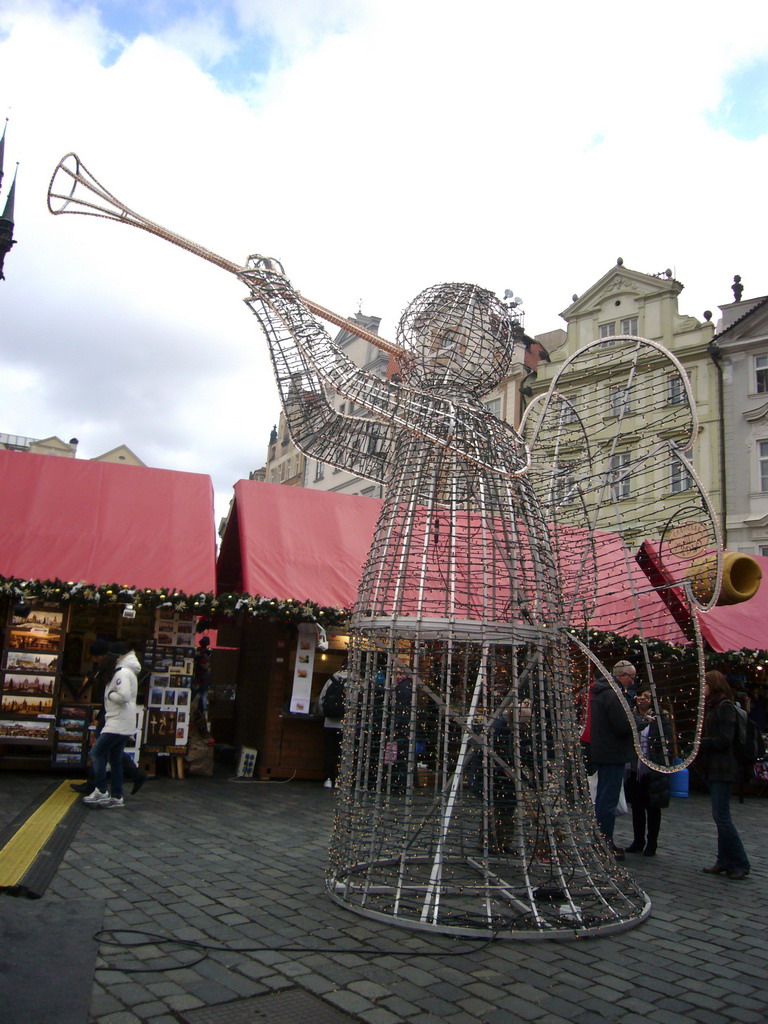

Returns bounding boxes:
[242,265,529,478]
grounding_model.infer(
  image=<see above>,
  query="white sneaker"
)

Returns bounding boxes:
[103,796,124,808]
[83,788,110,805]
[323,778,333,788]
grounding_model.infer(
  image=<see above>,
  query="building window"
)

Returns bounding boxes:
[760,545,768,558]
[315,461,325,482]
[599,322,616,345]
[759,441,768,492]
[484,397,502,418]
[755,356,768,394]
[670,460,693,494]
[610,387,631,417]
[553,463,577,505]
[667,374,685,405]
[367,432,385,456]
[609,452,631,500]
[559,399,578,426]
[620,316,638,335]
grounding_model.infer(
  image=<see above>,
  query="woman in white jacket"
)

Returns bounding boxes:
[84,644,140,808]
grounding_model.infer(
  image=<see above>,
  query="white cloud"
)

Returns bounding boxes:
[2,0,768,531]
[231,0,367,61]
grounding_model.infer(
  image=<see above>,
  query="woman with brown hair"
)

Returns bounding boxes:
[698,670,751,880]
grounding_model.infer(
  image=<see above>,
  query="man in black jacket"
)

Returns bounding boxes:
[590,661,639,859]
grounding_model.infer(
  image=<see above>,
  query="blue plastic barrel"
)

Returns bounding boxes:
[669,764,689,798]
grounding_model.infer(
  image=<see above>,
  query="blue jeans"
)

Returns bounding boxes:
[594,763,625,845]
[91,732,129,799]
[708,781,750,873]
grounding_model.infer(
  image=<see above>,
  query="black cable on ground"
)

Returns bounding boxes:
[92,927,497,972]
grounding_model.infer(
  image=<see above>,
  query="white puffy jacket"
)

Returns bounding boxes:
[102,651,140,736]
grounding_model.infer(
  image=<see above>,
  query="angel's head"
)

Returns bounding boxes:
[396,283,518,396]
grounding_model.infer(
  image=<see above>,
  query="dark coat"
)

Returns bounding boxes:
[626,715,672,809]
[589,678,637,764]
[698,697,739,783]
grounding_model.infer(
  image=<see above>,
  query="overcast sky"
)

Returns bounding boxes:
[1,1,767,531]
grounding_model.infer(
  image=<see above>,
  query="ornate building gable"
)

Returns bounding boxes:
[551,262,712,364]
[92,444,145,466]
[560,264,673,320]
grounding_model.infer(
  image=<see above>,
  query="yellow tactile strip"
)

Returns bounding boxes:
[0,781,85,888]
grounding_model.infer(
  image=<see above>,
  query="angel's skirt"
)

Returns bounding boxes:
[327,452,650,937]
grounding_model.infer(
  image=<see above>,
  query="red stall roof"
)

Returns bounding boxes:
[0,450,216,593]
[219,482,768,651]
[217,480,382,607]
[217,483,682,642]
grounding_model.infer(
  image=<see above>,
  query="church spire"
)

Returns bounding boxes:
[0,119,7,192]
[0,121,17,280]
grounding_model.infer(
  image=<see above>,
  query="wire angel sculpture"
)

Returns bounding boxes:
[48,154,722,939]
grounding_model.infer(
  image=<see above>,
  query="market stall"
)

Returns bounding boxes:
[214,481,698,779]
[0,449,217,771]
[216,480,381,779]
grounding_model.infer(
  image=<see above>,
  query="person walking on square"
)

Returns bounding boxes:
[699,670,751,880]
[72,640,147,797]
[84,643,140,808]
[589,660,639,859]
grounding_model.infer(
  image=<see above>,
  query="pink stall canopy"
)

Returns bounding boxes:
[218,481,768,650]
[557,527,690,645]
[217,480,383,608]
[0,450,217,593]
[217,482,687,642]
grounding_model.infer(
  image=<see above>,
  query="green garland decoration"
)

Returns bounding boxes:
[568,627,768,675]
[1,578,764,669]
[0,576,351,627]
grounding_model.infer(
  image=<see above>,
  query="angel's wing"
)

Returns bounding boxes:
[521,335,721,770]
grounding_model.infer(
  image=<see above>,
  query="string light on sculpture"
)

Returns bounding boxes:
[47,153,730,938]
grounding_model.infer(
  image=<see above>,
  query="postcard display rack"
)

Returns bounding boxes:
[0,604,68,767]
[142,612,196,767]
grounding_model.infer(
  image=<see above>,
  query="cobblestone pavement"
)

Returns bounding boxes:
[2,770,767,1024]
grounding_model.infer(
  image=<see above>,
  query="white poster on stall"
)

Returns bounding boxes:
[290,623,316,713]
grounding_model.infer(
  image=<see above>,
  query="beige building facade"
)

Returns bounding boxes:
[263,415,306,488]
[528,261,721,528]
[712,292,768,553]
[0,433,145,465]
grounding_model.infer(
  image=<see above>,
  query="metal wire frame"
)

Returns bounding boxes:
[243,273,666,938]
[46,153,719,939]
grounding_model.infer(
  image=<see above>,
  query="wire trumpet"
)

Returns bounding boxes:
[47,152,407,362]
